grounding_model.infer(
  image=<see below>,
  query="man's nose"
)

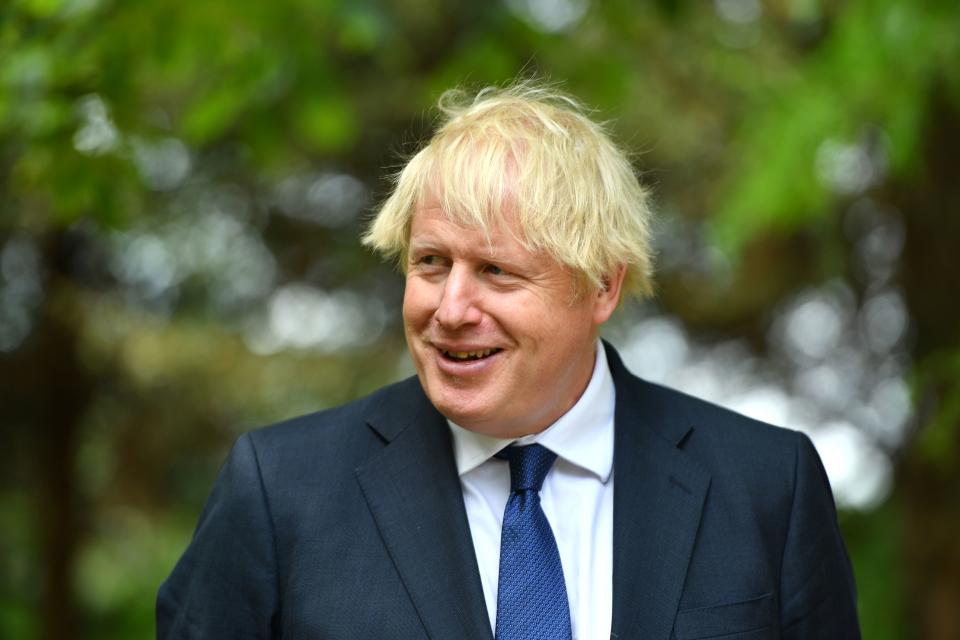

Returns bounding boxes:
[435,265,483,328]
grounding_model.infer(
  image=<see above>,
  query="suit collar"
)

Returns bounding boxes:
[604,340,696,447]
[357,379,493,640]
[605,342,711,640]
[364,376,432,443]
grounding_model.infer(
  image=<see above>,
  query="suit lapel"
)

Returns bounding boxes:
[606,345,711,640]
[355,382,492,640]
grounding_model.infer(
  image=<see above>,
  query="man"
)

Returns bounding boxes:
[158,83,860,639]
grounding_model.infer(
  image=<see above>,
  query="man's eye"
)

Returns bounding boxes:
[483,264,506,276]
[418,255,441,266]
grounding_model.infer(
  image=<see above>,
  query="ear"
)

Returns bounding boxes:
[592,264,627,325]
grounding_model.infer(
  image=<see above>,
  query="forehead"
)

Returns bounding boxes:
[408,193,586,296]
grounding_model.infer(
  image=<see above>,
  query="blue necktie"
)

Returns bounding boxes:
[494,444,572,640]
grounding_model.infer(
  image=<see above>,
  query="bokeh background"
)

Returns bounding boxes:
[2,0,959,638]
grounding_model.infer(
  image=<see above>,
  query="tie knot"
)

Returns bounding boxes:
[497,444,558,492]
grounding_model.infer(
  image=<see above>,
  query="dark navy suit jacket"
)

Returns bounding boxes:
[157,344,860,639]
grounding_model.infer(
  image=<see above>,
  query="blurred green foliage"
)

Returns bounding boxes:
[712,0,960,254]
[2,0,959,638]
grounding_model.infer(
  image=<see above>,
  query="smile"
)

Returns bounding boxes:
[441,348,502,361]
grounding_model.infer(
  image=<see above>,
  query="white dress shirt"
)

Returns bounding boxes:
[448,341,615,639]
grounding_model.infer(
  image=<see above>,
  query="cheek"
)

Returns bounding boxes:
[403,280,437,333]
[537,306,596,349]
[402,281,431,323]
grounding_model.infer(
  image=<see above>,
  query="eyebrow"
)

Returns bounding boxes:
[408,240,528,267]
[407,240,442,255]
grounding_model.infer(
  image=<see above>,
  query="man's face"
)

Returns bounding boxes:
[402,195,622,438]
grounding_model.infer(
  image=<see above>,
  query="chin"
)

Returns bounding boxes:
[425,388,492,430]
[432,394,483,423]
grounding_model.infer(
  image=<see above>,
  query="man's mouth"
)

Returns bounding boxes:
[440,348,502,362]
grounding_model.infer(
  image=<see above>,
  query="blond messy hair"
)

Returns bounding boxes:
[362,81,655,299]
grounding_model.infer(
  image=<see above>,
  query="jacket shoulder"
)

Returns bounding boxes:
[611,356,806,484]
[642,378,798,447]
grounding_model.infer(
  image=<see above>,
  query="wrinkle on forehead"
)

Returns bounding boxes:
[410,199,586,306]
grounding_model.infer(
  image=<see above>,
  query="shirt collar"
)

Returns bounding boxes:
[447,340,615,483]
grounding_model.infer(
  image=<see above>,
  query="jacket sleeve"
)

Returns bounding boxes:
[779,432,861,638]
[157,433,280,639]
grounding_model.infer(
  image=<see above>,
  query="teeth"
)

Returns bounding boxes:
[445,348,497,360]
